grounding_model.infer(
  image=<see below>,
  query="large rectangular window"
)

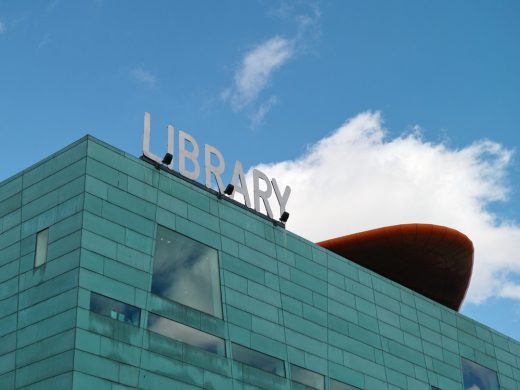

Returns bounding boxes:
[89,292,140,326]
[291,364,324,390]
[148,313,225,356]
[152,226,222,318]
[231,343,285,377]
[461,358,499,390]
[34,228,49,268]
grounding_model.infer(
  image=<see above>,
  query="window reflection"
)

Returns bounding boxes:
[148,313,225,356]
[330,379,361,390]
[461,358,499,390]
[291,364,324,390]
[152,226,222,318]
[231,343,285,377]
[89,292,140,326]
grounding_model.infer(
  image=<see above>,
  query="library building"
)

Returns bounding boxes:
[1,124,519,389]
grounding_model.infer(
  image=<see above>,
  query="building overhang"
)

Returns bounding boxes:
[318,224,474,311]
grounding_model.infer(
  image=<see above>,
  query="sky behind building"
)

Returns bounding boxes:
[1,1,519,340]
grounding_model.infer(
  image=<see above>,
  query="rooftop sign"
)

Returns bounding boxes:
[142,112,291,221]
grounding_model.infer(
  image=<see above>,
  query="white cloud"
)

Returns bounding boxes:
[0,20,6,34]
[498,282,520,300]
[37,33,51,50]
[222,4,320,126]
[224,36,293,111]
[249,111,520,304]
[44,0,60,16]
[250,95,278,128]
[131,67,157,89]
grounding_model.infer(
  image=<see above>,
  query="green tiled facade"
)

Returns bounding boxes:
[1,135,519,389]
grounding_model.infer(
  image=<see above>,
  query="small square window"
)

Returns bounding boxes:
[34,228,49,268]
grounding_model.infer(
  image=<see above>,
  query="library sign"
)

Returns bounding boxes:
[142,113,291,220]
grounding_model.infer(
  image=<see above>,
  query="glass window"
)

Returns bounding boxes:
[461,358,499,390]
[89,292,140,326]
[152,226,222,318]
[291,364,324,390]
[148,313,225,356]
[331,379,361,390]
[231,343,285,377]
[34,228,49,267]
[431,386,442,390]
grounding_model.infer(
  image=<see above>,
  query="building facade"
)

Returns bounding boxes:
[0,135,519,389]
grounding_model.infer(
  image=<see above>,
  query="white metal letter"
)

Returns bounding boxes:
[142,112,174,169]
[205,144,225,192]
[271,178,291,215]
[230,160,251,208]
[166,124,174,169]
[142,112,161,165]
[179,130,200,180]
[253,169,274,218]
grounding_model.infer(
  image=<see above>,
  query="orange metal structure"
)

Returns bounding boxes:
[317,224,473,311]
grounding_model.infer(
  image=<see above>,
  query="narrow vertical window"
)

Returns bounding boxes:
[34,228,49,267]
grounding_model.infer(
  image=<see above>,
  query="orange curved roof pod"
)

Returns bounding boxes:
[317,224,473,311]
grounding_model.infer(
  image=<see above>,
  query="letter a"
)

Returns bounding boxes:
[230,160,251,208]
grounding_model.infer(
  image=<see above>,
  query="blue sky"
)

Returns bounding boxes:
[1,1,520,340]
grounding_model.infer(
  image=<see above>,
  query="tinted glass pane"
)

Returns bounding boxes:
[291,364,324,390]
[152,226,222,318]
[462,358,499,390]
[89,292,140,326]
[331,379,360,390]
[148,313,225,356]
[34,228,49,267]
[232,343,285,377]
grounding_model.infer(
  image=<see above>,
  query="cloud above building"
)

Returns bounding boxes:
[249,111,520,305]
[221,3,320,128]
[223,36,293,112]
[131,67,158,89]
